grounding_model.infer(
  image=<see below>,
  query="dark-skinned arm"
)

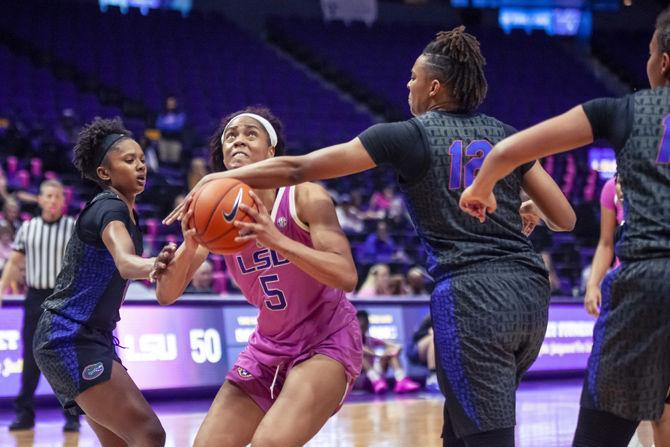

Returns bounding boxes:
[164,139,376,224]
[102,221,157,280]
[521,162,576,231]
[460,106,593,220]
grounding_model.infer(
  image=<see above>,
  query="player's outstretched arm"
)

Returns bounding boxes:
[520,162,576,232]
[235,185,358,292]
[164,139,376,224]
[102,221,159,280]
[460,106,593,220]
[584,205,617,317]
[155,206,210,305]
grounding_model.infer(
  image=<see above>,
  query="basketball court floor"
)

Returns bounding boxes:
[0,378,653,446]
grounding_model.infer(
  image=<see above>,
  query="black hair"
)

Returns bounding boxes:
[656,7,670,57]
[73,117,132,185]
[209,106,286,172]
[356,310,369,322]
[422,25,487,113]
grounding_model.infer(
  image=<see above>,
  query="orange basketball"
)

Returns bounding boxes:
[189,178,257,254]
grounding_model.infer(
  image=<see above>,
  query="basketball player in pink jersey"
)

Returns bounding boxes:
[155,107,363,447]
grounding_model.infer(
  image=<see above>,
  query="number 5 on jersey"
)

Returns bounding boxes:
[260,274,287,311]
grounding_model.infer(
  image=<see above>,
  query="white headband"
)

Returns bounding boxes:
[222,113,278,147]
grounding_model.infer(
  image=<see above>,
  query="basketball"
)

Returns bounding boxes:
[189,178,257,254]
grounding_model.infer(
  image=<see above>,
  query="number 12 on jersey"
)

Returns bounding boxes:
[448,140,493,189]
[657,114,670,164]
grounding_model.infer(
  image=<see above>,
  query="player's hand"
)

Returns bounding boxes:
[234,191,285,249]
[460,185,497,222]
[150,243,177,282]
[520,200,541,236]
[584,285,602,317]
[163,174,217,225]
[179,199,200,252]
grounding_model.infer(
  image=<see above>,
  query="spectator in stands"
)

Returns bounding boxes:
[51,108,81,174]
[1,196,22,237]
[357,263,392,297]
[156,96,186,164]
[357,310,420,394]
[369,185,395,214]
[184,259,214,294]
[409,314,439,392]
[388,273,408,295]
[359,220,408,264]
[53,109,80,149]
[187,157,209,191]
[351,188,383,220]
[0,221,12,275]
[138,134,160,173]
[335,194,365,234]
[406,266,431,295]
[0,168,10,208]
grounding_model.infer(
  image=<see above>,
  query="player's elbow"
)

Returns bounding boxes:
[340,270,358,293]
[549,209,576,232]
[117,266,133,281]
[288,155,320,185]
[559,208,576,231]
[155,287,180,306]
[286,158,308,185]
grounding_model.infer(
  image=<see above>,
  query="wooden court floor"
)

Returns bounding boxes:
[0,381,655,446]
[4,397,442,447]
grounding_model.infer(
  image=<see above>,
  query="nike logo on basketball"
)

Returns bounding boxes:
[223,188,244,222]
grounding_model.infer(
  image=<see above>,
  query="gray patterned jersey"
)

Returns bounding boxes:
[616,88,670,261]
[404,111,546,279]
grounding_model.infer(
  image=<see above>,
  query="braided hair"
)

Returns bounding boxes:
[209,106,286,172]
[422,26,487,113]
[656,6,670,60]
[73,117,131,185]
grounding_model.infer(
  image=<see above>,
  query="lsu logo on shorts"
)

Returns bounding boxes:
[237,367,253,379]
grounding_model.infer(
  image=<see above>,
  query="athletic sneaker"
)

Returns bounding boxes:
[394,377,421,393]
[425,373,441,393]
[372,379,388,394]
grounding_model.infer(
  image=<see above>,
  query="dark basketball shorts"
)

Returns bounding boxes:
[431,265,550,438]
[581,258,670,421]
[33,310,121,415]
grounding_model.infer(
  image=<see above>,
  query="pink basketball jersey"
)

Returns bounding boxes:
[224,186,357,365]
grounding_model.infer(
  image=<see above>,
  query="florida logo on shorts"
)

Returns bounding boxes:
[82,362,104,381]
[237,367,253,379]
[277,216,288,229]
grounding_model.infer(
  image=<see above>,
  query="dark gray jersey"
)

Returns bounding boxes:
[583,86,670,262]
[42,191,143,331]
[359,111,545,280]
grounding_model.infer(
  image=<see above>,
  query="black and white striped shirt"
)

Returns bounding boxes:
[12,215,75,290]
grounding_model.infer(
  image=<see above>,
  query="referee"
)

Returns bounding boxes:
[0,180,79,432]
